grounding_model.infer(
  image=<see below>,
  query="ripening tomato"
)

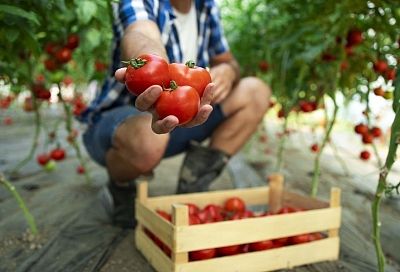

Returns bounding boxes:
[249,240,274,251]
[169,61,211,97]
[224,197,246,213]
[55,48,72,63]
[373,87,384,97]
[66,34,79,50]
[50,148,66,161]
[217,244,241,256]
[155,83,200,125]
[124,54,169,96]
[189,248,216,261]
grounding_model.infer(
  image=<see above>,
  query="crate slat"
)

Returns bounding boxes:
[136,200,174,247]
[283,191,329,210]
[175,207,341,252]
[175,237,340,272]
[135,227,173,272]
[146,187,269,211]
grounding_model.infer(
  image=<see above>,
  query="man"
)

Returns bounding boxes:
[80,0,271,228]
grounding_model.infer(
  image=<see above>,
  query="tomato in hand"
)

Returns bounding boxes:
[189,248,216,261]
[155,82,200,125]
[224,197,246,213]
[169,60,211,97]
[124,54,169,96]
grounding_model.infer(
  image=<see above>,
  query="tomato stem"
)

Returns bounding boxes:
[0,173,38,236]
[169,80,178,90]
[122,58,147,69]
[185,60,196,68]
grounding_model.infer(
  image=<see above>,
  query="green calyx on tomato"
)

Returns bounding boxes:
[122,57,148,69]
[185,60,196,68]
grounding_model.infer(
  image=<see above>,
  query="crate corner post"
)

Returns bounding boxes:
[172,203,189,271]
[268,173,284,213]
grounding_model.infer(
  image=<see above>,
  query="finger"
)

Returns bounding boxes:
[135,85,163,111]
[115,68,127,82]
[152,115,179,134]
[213,89,229,104]
[182,104,213,128]
[200,83,215,106]
[211,85,225,104]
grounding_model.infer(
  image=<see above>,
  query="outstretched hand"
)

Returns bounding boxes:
[115,68,214,134]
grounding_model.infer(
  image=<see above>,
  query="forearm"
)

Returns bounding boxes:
[121,22,168,61]
[210,52,241,85]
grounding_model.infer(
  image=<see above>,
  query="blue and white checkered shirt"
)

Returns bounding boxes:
[80,0,229,124]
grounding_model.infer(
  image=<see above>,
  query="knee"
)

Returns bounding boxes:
[240,77,271,113]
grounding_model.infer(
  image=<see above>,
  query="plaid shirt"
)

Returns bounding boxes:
[80,0,229,124]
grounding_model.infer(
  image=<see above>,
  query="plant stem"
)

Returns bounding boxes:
[311,95,338,197]
[10,93,41,175]
[0,174,38,235]
[275,115,288,172]
[371,107,400,272]
[57,84,91,184]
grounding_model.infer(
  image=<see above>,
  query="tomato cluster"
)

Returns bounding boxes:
[31,82,51,101]
[43,33,79,72]
[124,54,211,125]
[145,197,325,261]
[36,147,66,171]
[354,123,383,161]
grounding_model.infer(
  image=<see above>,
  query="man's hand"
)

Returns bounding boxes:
[115,68,214,134]
[210,63,236,104]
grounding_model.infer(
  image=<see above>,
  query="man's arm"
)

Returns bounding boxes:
[209,52,241,104]
[121,20,168,60]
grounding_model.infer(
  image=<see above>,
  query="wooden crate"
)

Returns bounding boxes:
[135,174,341,272]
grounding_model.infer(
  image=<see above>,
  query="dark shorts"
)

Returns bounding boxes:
[82,105,226,166]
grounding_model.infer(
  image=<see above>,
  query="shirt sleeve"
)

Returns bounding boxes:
[208,3,230,58]
[118,0,157,29]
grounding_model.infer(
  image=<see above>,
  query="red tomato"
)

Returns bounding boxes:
[185,203,200,216]
[162,245,171,257]
[196,210,211,223]
[362,133,374,144]
[224,197,246,213]
[344,45,354,56]
[278,206,299,214]
[299,101,314,112]
[360,150,371,161]
[203,204,222,220]
[124,54,169,96]
[385,68,396,81]
[156,210,172,222]
[155,83,200,125]
[189,248,216,261]
[354,123,368,135]
[55,48,72,63]
[66,34,79,50]
[272,237,289,247]
[169,61,211,97]
[50,148,66,161]
[44,58,59,71]
[370,127,382,138]
[373,60,388,74]
[95,61,107,72]
[36,90,51,100]
[76,165,85,174]
[249,240,274,251]
[217,245,241,256]
[309,232,324,241]
[346,29,363,47]
[45,42,58,55]
[290,234,311,245]
[340,61,349,71]
[189,214,201,225]
[3,116,13,126]
[258,60,269,72]
[310,143,319,153]
[63,76,73,86]
[37,153,50,166]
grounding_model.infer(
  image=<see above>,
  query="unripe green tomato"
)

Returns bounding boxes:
[383,91,393,100]
[50,71,64,84]
[44,160,57,172]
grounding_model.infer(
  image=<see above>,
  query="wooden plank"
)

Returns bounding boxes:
[329,187,341,238]
[137,181,148,203]
[135,227,173,272]
[146,187,269,211]
[175,207,341,252]
[176,237,339,272]
[172,204,189,265]
[268,173,284,212]
[135,201,174,248]
[283,191,329,210]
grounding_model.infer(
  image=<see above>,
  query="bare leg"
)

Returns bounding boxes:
[105,114,169,184]
[210,77,271,155]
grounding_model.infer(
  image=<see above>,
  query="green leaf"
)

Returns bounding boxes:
[5,28,19,43]
[76,1,97,25]
[393,69,400,113]
[86,28,101,49]
[0,4,39,25]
